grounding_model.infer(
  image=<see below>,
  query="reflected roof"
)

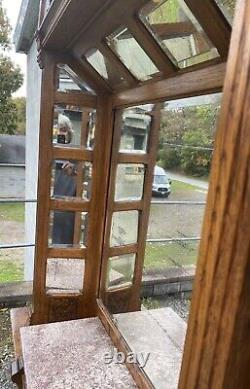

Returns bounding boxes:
[139,0,219,69]
[214,0,236,25]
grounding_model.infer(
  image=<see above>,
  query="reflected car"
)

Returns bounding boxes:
[152,165,172,197]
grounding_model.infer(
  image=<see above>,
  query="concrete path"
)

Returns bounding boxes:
[166,171,209,190]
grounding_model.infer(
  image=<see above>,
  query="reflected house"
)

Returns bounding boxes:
[121,107,151,152]
[0,135,25,198]
[10,0,250,388]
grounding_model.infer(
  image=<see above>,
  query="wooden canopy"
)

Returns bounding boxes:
[27,0,250,388]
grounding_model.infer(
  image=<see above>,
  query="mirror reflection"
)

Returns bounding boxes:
[102,93,222,388]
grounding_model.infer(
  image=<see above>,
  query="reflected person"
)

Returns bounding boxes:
[52,111,77,245]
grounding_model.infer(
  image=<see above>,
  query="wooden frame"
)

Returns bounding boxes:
[31,51,116,324]
[27,0,250,388]
[98,104,162,314]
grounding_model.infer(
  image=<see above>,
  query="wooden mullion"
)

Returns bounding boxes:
[99,110,123,300]
[68,56,112,94]
[52,146,93,161]
[73,111,89,245]
[131,104,162,309]
[47,247,87,259]
[185,0,231,60]
[113,62,226,108]
[78,95,115,318]
[127,16,177,76]
[99,42,138,88]
[113,201,143,212]
[108,244,138,258]
[50,198,89,212]
[55,91,97,108]
[31,53,56,325]
[118,153,149,164]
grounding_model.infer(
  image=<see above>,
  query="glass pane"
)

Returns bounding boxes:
[48,211,88,248]
[214,0,236,25]
[53,104,96,149]
[106,27,159,81]
[57,64,95,95]
[85,48,129,89]
[86,109,96,150]
[110,211,139,247]
[140,0,219,69]
[107,254,136,290]
[115,164,145,201]
[120,106,152,153]
[46,258,85,295]
[51,160,92,201]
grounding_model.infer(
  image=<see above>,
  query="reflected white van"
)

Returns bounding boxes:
[152,165,172,197]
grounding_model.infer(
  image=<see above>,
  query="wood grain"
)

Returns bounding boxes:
[113,62,226,108]
[179,1,250,388]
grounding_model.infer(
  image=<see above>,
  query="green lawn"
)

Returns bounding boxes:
[0,260,24,283]
[144,242,198,272]
[0,203,25,223]
[171,180,199,192]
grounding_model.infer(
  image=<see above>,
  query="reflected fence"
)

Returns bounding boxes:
[0,198,205,285]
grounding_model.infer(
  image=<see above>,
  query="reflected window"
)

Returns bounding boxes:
[46,258,85,295]
[85,48,128,89]
[214,0,236,25]
[107,254,136,290]
[120,106,152,153]
[115,164,145,202]
[53,104,96,149]
[140,0,219,68]
[51,160,92,201]
[106,27,159,81]
[110,211,139,247]
[57,64,95,95]
[48,211,88,248]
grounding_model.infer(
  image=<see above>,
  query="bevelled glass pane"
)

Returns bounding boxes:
[48,211,88,248]
[115,164,145,201]
[140,0,219,69]
[57,64,95,95]
[46,258,85,295]
[120,106,152,153]
[85,48,128,89]
[107,254,136,289]
[214,0,236,25]
[53,104,96,149]
[51,160,92,201]
[106,27,159,81]
[110,211,139,247]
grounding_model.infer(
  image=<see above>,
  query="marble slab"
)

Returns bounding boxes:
[21,317,137,389]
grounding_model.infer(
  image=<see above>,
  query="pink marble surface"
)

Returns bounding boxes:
[21,317,137,389]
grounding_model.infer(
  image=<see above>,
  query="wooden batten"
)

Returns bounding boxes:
[179,1,250,388]
[50,198,90,212]
[127,16,176,77]
[52,146,93,162]
[113,62,226,108]
[99,42,139,88]
[47,247,87,259]
[108,244,138,258]
[32,53,56,325]
[113,201,143,212]
[185,0,231,59]
[54,91,97,108]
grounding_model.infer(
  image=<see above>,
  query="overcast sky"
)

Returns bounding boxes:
[3,0,26,97]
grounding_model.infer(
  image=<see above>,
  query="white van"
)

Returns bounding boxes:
[152,165,172,197]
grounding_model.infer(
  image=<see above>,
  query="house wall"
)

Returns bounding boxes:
[25,39,42,281]
[0,165,25,198]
